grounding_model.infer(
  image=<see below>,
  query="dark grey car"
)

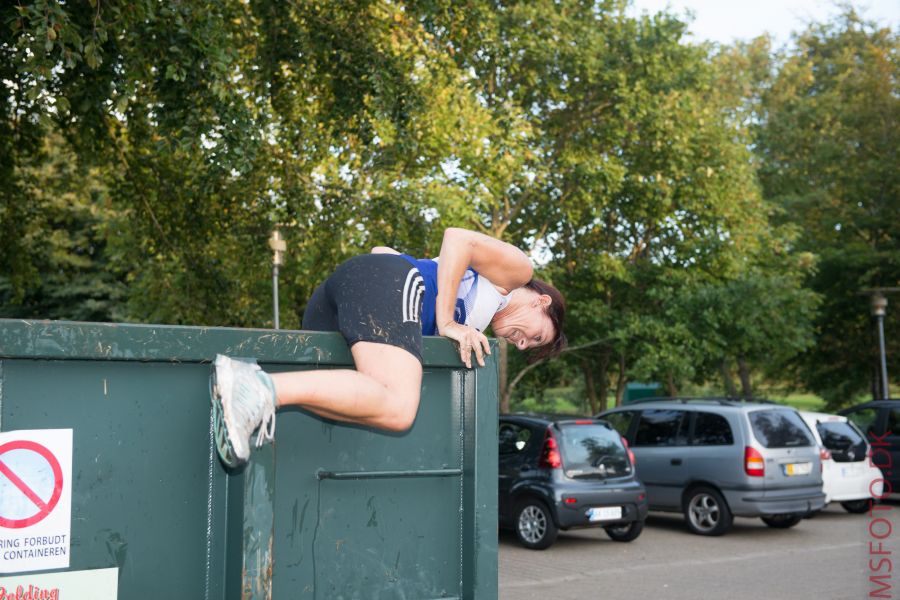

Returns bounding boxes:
[839,399,900,496]
[598,399,826,536]
[499,414,649,549]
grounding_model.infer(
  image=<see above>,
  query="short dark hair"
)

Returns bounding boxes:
[523,278,567,364]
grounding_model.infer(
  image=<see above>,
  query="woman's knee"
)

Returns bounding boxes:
[351,341,423,432]
[376,391,420,432]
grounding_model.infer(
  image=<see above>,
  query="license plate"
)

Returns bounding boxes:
[784,462,812,476]
[588,506,622,522]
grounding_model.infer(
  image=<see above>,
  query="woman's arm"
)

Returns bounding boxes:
[371,246,400,255]
[435,227,534,368]
[437,227,533,293]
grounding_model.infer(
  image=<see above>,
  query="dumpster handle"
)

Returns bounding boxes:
[315,468,462,480]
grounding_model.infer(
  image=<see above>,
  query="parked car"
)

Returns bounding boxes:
[798,410,883,513]
[838,399,899,496]
[498,414,648,549]
[597,398,826,536]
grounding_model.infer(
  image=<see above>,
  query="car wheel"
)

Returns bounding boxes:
[683,486,733,536]
[515,499,558,550]
[605,520,644,542]
[840,499,872,514]
[761,514,803,529]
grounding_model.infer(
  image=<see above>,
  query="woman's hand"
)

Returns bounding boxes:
[438,321,491,369]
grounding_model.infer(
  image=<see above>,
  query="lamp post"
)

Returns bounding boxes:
[871,292,889,400]
[268,228,286,329]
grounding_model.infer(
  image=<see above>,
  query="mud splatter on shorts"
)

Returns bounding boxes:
[302,254,425,363]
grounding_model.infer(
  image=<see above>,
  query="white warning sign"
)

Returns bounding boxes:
[0,430,73,574]
[0,567,117,599]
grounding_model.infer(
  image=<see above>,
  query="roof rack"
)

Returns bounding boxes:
[626,396,777,406]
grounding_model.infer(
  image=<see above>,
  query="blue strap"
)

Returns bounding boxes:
[398,254,479,335]
[399,254,438,335]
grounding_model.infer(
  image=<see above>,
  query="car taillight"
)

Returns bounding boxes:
[539,429,562,469]
[745,446,765,477]
[622,437,636,466]
[819,447,831,461]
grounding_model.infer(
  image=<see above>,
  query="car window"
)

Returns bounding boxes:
[499,423,532,455]
[749,410,814,448]
[844,408,881,436]
[692,412,734,446]
[634,409,689,447]
[888,409,900,434]
[816,420,867,462]
[558,424,631,479]
[603,411,635,438]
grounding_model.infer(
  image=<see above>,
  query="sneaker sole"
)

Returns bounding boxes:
[210,366,243,468]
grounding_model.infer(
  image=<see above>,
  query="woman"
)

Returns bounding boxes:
[211,227,566,467]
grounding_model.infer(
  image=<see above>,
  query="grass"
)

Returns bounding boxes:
[766,393,826,412]
[512,388,585,416]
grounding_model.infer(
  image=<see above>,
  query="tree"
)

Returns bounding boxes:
[2,1,488,326]
[0,131,127,321]
[671,270,819,397]
[498,2,780,411]
[756,10,899,407]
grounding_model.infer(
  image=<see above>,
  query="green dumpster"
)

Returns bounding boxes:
[0,320,498,599]
[622,382,663,405]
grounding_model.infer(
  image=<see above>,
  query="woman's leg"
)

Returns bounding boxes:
[270,341,422,432]
[212,254,425,467]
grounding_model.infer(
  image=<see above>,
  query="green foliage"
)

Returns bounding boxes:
[0,132,127,321]
[3,1,890,413]
[755,10,899,407]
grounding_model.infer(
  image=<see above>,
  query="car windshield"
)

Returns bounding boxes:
[749,410,814,448]
[816,420,867,463]
[557,423,631,479]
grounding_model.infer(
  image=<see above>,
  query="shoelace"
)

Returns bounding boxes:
[255,401,276,448]
[232,362,276,449]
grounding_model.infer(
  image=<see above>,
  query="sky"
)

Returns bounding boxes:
[626,0,899,47]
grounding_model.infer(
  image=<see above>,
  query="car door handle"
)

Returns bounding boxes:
[670,458,683,466]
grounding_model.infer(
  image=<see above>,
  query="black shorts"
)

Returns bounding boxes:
[302,254,425,363]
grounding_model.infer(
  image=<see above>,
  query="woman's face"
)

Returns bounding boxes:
[491,291,555,351]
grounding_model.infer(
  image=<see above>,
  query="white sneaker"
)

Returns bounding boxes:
[210,354,276,468]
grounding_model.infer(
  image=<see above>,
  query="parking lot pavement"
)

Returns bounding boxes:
[499,499,899,600]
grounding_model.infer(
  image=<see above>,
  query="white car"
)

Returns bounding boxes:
[799,411,884,513]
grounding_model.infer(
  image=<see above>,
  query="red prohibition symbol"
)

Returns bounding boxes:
[0,440,64,529]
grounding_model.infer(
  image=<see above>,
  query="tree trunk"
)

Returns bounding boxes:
[596,353,611,414]
[582,360,597,415]
[721,358,738,398]
[614,355,627,408]
[737,356,752,398]
[499,338,509,413]
[507,339,611,409]
[665,370,678,397]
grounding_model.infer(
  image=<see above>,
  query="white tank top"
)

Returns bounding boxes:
[443,260,511,332]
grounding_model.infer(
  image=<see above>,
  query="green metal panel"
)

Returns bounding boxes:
[622,382,663,405]
[0,320,498,599]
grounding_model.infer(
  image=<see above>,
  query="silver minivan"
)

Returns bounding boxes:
[598,399,826,535]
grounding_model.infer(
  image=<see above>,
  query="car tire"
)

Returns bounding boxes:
[840,499,872,514]
[604,520,644,542]
[683,486,733,536]
[761,514,803,528]
[514,498,558,550]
